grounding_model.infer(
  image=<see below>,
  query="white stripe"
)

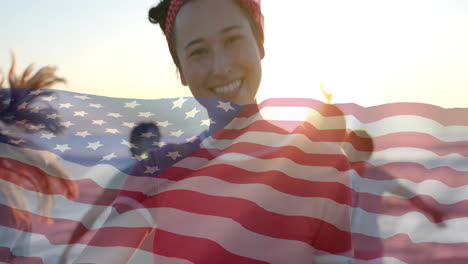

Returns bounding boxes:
[229,106,468,141]
[111,179,468,244]
[351,171,468,205]
[0,179,114,229]
[0,227,405,264]
[345,115,468,141]
[0,143,127,189]
[1,173,351,232]
[370,148,468,170]
[352,208,468,243]
[0,226,80,264]
[154,176,351,231]
[154,207,343,264]
[4,169,468,245]
[173,154,352,186]
[352,258,409,264]
[0,225,155,264]
[202,131,345,154]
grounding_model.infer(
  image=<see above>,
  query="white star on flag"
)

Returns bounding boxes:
[201,118,216,127]
[217,101,235,112]
[59,103,73,108]
[29,107,41,113]
[153,141,166,147]
[76,131,92,138]
[46,113,60,119]
[15,120,28,125]
[101,153,117,161]
[107,113,123,118]
[54,144,71,153]
[185,107,200,119]
[186,136,198,143]
[122,122,136,128]
[60,121,75,128]
[42,96,57,102]
[92,120,106,125]
[157,120,172,128]
[172,97,188,109]
[166,151,182,160]
[29,124,46,131]
[30,90,43,95]
[9,139,26,145]
[17,102,28,110]
[86,141,103,151]
[124,101,141,109]
[138,112,155,118]
[170,130,184,138]
[105,128,120,134]
[40,133,56,140]
[74,111,88,117]
[140,132,156,138]
[89,103,104,109]
[144,166,160,174]
[15,120,27,125]
[120,139,133,148]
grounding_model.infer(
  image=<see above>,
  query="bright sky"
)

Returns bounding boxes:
[1,0,467,107]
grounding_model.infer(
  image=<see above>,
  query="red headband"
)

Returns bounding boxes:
[164,0,264,66]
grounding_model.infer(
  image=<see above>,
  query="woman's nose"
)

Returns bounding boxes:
[211,48,232,76]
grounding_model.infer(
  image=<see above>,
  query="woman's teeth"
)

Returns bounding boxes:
[213,80,241,95]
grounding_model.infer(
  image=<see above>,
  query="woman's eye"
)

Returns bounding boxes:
[226,35,243,45]
[189,48,207,57]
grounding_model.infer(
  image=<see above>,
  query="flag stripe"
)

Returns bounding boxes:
[153,229,270,264]
[239,98,468,126]
[0,246,43,264]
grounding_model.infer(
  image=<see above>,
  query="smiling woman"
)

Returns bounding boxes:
[149,0,264,105]
[73,1,353,263]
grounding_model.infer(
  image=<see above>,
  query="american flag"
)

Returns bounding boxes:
[1,88,467,263]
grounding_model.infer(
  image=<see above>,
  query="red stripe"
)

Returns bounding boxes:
[0,202,464,263]
[212,119,468,157]
[372,132,468,156]
[0,203,152,249]
[158,166,460,221]
[0,172,119,206]
[212,120,349,143]
[3,152,463,222]
[153,229,269,264]
[212,142,350,170]
[0,157,77,200]
[189,142,350,171]
[159,165,353,205]
[353,162,468,188]
[238,98,468,126]
[355,192,459,223]
[352,233,468,263]
[338,101,468,126]
[0,247,43,264]
[118,189,353,254]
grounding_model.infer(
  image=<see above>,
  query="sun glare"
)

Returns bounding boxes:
[258,1,468,107]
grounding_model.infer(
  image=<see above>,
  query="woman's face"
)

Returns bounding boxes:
[174,0,263,105]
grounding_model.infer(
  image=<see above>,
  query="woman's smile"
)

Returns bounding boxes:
[211,79,242,96]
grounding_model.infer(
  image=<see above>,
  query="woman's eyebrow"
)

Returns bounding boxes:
[185,38,203,50]
[220,25,242,34]
[184,25,243,50]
